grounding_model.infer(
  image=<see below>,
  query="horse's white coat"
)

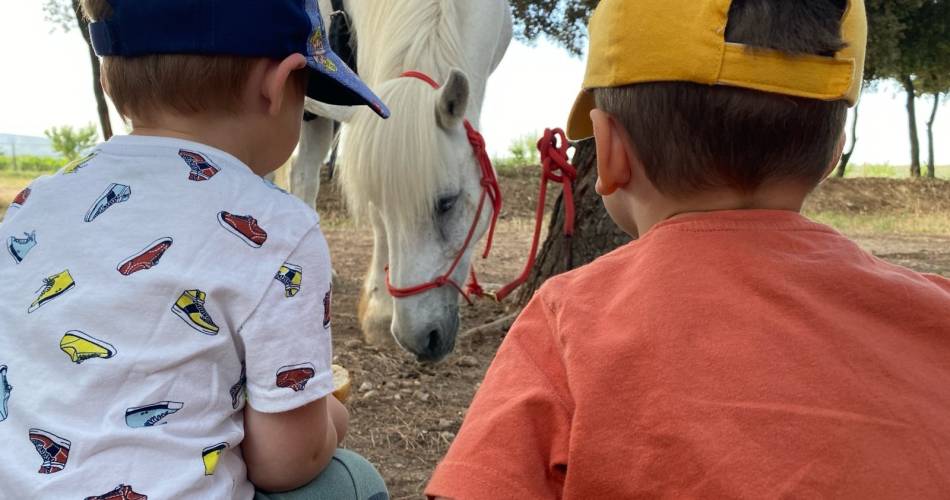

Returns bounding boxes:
[337,0,513,360]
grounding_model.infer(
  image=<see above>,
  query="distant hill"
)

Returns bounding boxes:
[0,133,59,158]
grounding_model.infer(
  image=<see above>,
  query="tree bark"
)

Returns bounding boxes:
[516,138,634,305]
[926,92,940,179]
[836,102,860,178]
[902,75,921,178]
[72,0,113,140]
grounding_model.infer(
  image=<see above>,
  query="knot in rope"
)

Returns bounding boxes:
[538,128,577,236]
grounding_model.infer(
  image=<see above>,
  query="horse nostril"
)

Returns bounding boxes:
[427,330,442,354]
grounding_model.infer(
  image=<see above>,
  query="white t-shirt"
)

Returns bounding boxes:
[0,135,334,499]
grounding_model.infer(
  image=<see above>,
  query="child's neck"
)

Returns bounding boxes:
[639,183,812,233]
[130,113,268,176]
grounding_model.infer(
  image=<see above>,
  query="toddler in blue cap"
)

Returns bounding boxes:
[0,1,389,499]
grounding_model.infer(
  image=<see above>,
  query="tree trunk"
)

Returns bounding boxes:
[902,76,921,178]
[926,92,940,179]
[836,102,860,178]
[516,139,634,305]
[72,0,113,140]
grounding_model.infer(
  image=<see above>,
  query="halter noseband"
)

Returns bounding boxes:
[384,71,503,304]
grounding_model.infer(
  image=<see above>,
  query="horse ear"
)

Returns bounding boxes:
[436,69,470,130]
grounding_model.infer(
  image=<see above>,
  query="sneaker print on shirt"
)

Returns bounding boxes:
[218,212,268,248]
[10,187,31,209]
[125,401,184,428]
[323,285,332,329]
[0,365,11,423]
[84,484,147,500]
[172,290,220,335]
[202,442,229,476]
[7,231,37,264]
[229,362,246,410]
[60,331,117,364]
[117,237,173,276]
[275,263,303,298]
[61,152,98,175]
[85,183,131,222]
[276,363,317,392]
[29,428,71,474]
[179,150,220,182]
[28,270,75,314]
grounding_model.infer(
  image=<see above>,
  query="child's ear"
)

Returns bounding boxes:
[591,109,632,196]
[262,54,308,116]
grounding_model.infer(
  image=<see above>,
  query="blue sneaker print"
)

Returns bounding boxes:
[85,183,132,222]
[0,365,11,422]
[7,231,37,264]
[125,401,184,428]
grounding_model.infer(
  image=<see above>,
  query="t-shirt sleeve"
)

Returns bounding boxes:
[426,291,573,500]
[238,224,335,414]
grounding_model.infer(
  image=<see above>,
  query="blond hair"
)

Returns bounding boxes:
[82,0,261,120]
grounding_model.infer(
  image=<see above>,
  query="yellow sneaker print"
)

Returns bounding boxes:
[172,290,220,335]
[60,331,117,364]
[275,263,303,298]
[60,152,98,175]
[29,270,76,314]
[202,442,228,476]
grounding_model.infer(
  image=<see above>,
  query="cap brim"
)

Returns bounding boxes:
[566,89,595,141]
[306,50,390,119]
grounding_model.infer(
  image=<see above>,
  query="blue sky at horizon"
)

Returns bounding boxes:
[1,2,947,166]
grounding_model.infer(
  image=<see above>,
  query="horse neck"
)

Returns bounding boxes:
[347,0,512,123]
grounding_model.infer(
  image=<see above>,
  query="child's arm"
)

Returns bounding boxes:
[243,395,347,493]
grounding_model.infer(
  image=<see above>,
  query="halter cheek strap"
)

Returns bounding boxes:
[384,71,503,305]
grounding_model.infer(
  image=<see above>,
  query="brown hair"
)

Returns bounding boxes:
[82,0,262,119]
[594,0,850,196]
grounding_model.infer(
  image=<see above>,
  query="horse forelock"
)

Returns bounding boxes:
[338,80,454,243]
[348,0,467,85]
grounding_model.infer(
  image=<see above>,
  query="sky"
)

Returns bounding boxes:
[1,2,947,165]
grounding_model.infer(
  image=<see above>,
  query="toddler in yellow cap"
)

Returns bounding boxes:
[427,1,950,499]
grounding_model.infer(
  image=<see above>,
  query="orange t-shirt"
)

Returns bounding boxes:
[427,210,950,500]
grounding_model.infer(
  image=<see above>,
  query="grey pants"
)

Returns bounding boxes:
[254,449,389,500]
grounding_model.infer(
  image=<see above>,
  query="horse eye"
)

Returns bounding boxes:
[436,194,458,217]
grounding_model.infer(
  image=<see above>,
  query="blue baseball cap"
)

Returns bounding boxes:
[89,0,389,118]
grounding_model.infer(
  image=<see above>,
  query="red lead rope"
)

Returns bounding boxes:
[387,71,576,304]
[476,128,576,302]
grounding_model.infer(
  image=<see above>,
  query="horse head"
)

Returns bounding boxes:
[341,69,493,362]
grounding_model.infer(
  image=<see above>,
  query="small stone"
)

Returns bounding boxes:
[358,382,374,392]
[413,390,430,402]
[400,380,414,388]
[440,431,456,441]
[400,388,413,394]
[438,419,453,429]
[394,394,402,401]
[456,355,479,368]
[361,390,379,400]
[344,339,363,349]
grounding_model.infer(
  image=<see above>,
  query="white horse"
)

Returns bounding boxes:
[335,0,513,361]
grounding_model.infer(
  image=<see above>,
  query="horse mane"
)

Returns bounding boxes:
[339,0,469,241]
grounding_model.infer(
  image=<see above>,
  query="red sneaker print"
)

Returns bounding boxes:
[218,212,267,248]
[29,428,71,474]
[11,187,31,208]
[276,363,316,392]
[117,238,173,276]
[84,484,147,500]
[179,150,220,182]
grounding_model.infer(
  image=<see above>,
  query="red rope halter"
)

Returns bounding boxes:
[386,71,576,304]
[385,71,502,305]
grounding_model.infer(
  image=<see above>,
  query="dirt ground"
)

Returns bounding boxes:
[1,172,947,498]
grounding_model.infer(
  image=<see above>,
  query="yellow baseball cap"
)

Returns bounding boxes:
[567,0,867,140]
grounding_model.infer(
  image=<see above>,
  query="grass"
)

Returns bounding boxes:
[842,163,950,179]
[807,211,950,236]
